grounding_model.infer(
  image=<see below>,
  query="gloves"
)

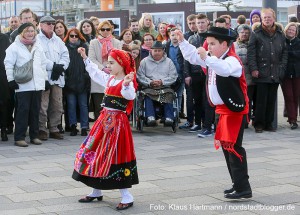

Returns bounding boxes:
[45,80,51,91]
[51,63,65,81]
[8,80,19,90]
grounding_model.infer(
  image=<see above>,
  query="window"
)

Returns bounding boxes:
[129,0,134,6]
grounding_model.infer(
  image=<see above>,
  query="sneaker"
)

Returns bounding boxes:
[147,116,157,126]
[15,140,29,147]
[30,138,42,145]
[49,132,64,140]
[179,121,193,129]
[164,118,174,126]
[291,122,298,130]
[197,129,213,138]
[38,130,48,140]
[81,128,88,136]
[188,124,201,133]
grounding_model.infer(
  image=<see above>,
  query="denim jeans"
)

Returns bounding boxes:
[176,82,185,113]
[67,92,89,128]
[144,96,174,119]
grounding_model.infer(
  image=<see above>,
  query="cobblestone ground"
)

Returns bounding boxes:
[0,89,300,215]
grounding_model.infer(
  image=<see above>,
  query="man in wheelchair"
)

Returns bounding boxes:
[137,41,178,126]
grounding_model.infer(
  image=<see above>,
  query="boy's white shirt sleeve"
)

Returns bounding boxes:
[121,82,136,100]
[84,58,110,87]
[205,55,242,78]
[179,40,206,67]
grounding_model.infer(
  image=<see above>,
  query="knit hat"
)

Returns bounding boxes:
[18,23,35,35]
[250,9,261,26]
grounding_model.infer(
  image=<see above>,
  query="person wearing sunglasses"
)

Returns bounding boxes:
[37,15,70,141]
[88,20,122,121]
[63,28,90,137]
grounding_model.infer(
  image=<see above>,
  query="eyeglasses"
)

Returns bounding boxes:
[46,22,55,26]
[144,39,153,41]
[70,35,79,38]
[100,28,111,32]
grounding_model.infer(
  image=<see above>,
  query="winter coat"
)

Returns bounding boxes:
[247,24,288,83]
[140,47,150,61]
[88,37,122,93]
[37,30,70,88]
[137,53,178,88]
[0,33,10,104]
[285,37,300,78]
[184,32,206,78]
[165,40,184,80]
[65,42,90,94]
[4,35,48,92]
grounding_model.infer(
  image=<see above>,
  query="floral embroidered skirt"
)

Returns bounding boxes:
[72,108,139,190]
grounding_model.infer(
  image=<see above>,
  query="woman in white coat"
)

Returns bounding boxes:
[4,23,48,147]
[89,20,122,120]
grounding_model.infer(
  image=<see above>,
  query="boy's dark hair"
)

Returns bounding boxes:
[289,16,298,23]
[196,13,207,20]
[214,17,226,25]
[128,18,138,27]
[187,14,196,21]
[237,15,246,24]
[220,14,232,22]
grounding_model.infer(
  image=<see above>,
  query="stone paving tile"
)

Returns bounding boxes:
[6,191,63,202]
[0,92,300,214]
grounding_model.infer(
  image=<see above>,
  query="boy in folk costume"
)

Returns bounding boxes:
[73,48,138,210]
[175,27,252,199]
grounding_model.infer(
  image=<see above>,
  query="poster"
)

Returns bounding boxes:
[148,11,185,32]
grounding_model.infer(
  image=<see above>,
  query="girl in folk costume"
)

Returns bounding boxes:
[175,27,252,199]
[72,48,138,210]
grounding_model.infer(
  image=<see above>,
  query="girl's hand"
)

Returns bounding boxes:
[123,72,134,86]
[77,47,87,60]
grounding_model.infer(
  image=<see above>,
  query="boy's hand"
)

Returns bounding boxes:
[174,29,184,43]
[77,47,87,59]
[198,47,207,61]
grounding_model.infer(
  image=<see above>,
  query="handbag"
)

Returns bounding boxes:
[13,50,35,84]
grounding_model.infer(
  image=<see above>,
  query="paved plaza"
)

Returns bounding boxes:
[0,90,300,215]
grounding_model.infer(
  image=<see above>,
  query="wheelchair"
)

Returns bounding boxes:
[133,79,181,133]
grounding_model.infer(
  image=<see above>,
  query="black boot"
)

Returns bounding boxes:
[70,124,77,136]
[1,128,8,141]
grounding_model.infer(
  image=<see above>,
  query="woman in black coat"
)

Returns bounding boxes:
[0,33,10,141]
[64,28,90,136]
[282,22,300,129]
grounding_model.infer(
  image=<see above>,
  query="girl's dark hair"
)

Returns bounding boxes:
[79,19,96,37]
[54,19,68,38]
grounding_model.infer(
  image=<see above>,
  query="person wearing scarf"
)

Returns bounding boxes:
[4,23,48,147]
[234,24,254,128]
[176,27,252,199]
[140,33,155,60]
[63,28,90,137]
[88,20,122,121]
[72,48,138,211]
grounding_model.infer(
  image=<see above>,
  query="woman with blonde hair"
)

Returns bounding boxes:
[156,22,168,42]
[282,22,300,129]
[138,13,158,38]
[88,20,122,121]
[4,23,48,147]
